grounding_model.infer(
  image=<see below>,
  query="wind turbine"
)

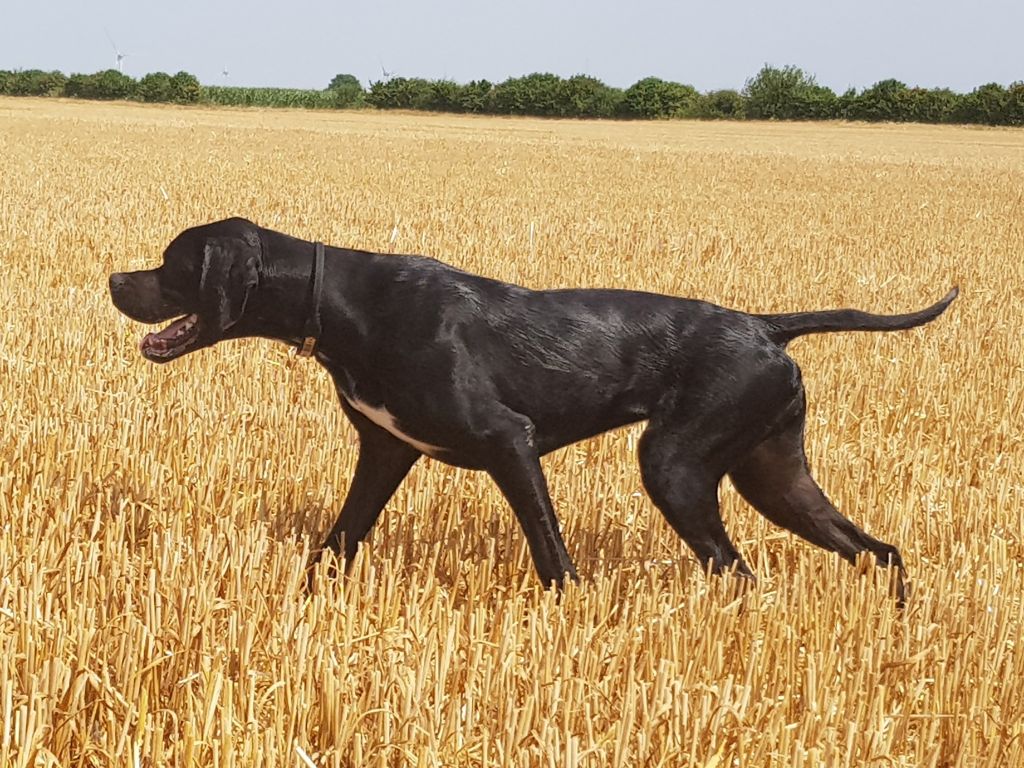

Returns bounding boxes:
[105,28,129,73]
[222,66,230,81]
[379,59,396,79]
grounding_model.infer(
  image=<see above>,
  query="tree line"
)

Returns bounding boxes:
[2,65,1022,126]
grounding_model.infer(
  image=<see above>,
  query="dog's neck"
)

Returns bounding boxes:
[245,229,363,357]
[295,241,325,357]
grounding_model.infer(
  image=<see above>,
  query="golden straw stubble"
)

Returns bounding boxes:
[0,97,1020,767]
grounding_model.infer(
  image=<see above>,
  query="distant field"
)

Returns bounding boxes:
[0,97,1021,767]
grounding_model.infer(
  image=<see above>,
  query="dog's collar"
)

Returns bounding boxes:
[297,241,325,357]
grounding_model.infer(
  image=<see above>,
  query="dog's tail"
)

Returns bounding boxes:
[761,287,958,345]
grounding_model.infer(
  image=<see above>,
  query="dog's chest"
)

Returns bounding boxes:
[343,395,447,458]
[320,354,447,458]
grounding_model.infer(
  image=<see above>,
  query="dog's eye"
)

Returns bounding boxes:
[160,261,197,288]
[154,266,195,303]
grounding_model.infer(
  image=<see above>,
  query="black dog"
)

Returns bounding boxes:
[109,217,956,599]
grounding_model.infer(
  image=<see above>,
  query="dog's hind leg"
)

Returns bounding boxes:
[727,414,906,603]
[312,405,421,579]
[638,420,754,580]
[637,349,807,582]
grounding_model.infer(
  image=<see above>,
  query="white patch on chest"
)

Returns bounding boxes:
[345,396,446,458]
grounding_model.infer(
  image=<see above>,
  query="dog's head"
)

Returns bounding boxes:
[109,217,262,363]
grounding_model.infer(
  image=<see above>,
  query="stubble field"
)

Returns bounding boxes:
[0,97,1022,767]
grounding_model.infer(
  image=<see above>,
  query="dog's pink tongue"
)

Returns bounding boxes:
[158,316,195,339]
[140,314,197,352]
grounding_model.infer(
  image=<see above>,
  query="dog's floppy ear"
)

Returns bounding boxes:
[199,233,261,332]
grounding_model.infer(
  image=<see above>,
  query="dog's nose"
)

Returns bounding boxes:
[109,273,128,294]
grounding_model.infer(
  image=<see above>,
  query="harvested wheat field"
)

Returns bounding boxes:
[0,97,1022,767]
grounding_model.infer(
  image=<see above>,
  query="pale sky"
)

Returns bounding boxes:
[2,0,1021,94]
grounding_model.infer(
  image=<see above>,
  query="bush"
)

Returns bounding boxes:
[94,69,136,100]
[846,79,915,122]
[560,75,623,118]
[621,77,699,119]
[807,87,839,119]
[958,82,1010,125]
[64,69,136,100]
[328,73,360,91]
[326,86,364,108]
[63,73,90,98]
[696,89,745,119]
[425,80,463,112]
[744,65,836,120]
[836,84,963,125]
[136,72,173,102]
[327,73,364,107]
[367,77,435,110]
[909,88,961,124]
[168,71,201,104]
[0,69,67,96]
[491,73,565,116]
[455,80,493,113]
[425,80,495,114]
[832,88,854,120]
[1007,82,1024,126]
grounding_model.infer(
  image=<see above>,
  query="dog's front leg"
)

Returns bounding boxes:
[308,408,421,587]
[486,423,578,589]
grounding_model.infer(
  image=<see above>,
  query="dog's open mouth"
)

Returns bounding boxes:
[140,314,200,361]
